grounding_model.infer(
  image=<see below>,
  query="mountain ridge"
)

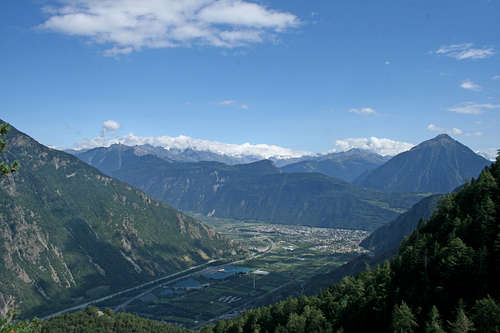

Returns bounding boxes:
[0,121,241,317]
[71,146,423,231]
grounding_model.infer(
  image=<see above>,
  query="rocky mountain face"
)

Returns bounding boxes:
[0,122,240,317]
[72,148,423,231]
[355,134,491,193]
[281,149,389,182]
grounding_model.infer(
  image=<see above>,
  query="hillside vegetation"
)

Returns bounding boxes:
[0,122,240,318]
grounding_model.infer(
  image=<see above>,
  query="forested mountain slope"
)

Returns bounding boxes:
[360,194,442,255]
[0,122,240,317]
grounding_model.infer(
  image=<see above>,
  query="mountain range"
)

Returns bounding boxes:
[0,122,241,317]
[70,145,423,231]
[197,153,500,333]
[355,134,491,193]
[281,148,390,182]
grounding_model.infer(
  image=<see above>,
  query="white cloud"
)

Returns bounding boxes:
[334,137,414,156]
[448,102,500,115]
[427,123,481,137]
[460,79,481,91]
[101,120,121,136]
[427,123,444,132]
[213,100,248,110]
[348,107,377,115]
[477,148,498,161]
[39,0,300,55]
[435,43,495,60]
[73,133,313,159]
[493,75,500,80]
[385,60,390,65]
[215,100,236,105]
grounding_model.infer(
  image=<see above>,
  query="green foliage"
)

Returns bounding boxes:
[424,306,446,333]
[42,307,188,333]
[0,310,41,333]
[361,194,441,255]
[392,301,418,333]
[472,296,500,333]
[448,305,474,333]
[0,123,19,176]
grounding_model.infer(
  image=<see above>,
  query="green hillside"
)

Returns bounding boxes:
[360,194,442,255]
[0,122,241,318]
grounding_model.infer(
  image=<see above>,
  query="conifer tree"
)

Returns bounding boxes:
[425,306,446,333]
[449,305,475,333]
[392,301,418,333]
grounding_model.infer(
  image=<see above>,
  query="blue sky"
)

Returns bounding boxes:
[1,0,499,159]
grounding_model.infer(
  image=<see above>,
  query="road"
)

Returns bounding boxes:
[113,237,275,312]
[42,237,275,321]
[41,260,218,320]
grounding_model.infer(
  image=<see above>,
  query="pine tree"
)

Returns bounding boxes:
[425,306,446,333]
[392,301,418,333]
[449,306,474,333]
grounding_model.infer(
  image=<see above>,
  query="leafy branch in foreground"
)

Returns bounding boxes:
[0,123,19,176]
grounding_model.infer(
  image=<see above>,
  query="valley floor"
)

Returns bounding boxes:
[71,217,370,329]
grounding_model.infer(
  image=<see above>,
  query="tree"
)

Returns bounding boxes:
[425,306,446,333]
[472,297,500,333]
[0,123,19,176]
[392,301,418,333]
[449,306,474,333]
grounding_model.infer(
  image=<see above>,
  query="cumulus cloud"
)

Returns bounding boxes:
[492,75,500,80]
[39,0,300,55]
[434,43,495,60]
[460,80,481,91]
[101,120,121,136]
[427,123,444,132]
[240,104,249,110]
[448,102,500,115]
[348,107,377,115]
[334,137,414,156]
[73,133,313,159]
[427,123,481,137]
